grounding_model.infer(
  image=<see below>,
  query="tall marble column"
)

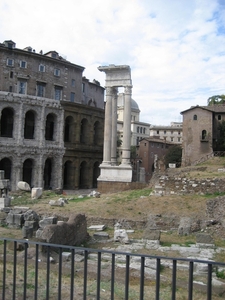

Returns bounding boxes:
[111,87,118,165]
[121,86,132,165]
[102,86,113,165]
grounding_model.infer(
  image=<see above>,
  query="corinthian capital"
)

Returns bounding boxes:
[124,86,132,95]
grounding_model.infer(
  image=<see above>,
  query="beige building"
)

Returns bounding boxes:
[0,40,104,191]
[149,122,183,144]
[181,105,225,166]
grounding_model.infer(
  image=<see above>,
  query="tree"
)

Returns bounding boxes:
[215,120,225,151]
[207,95,225,106]
[164,145,182,168]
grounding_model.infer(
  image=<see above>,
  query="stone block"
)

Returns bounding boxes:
[17,181,31,191]
[93,232,109,240]
[31,187,43,199]
[196,233,214,244]
[143,229,161,240]
[39,217,57,228]
[0,197,11,208]
[22,226,33,238]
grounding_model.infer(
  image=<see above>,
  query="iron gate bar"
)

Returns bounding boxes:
[23,242,28,300]
[125,254,130,300]
[111,252,115,300]
[13,241,17,300]
[46,245,50,300]
[207,263,212,300]
[188,261,194,300]
[58,247,63,300]
[2,240,6,300]
[83,249,88,299]
[97,251,101,299]
[172,259,177,300]
[156,258,161,300]
[34,243,39,300]
[139,256,145,300]
[70,248,75,300]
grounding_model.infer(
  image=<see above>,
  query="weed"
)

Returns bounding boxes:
[216,269,225,279]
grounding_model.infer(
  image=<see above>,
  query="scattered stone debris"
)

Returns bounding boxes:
[114,222,130,244]
[88,190,101,198]
[88,225,106,231]
[17,181,31,191]
[31,187,42,200]
[49,198,68,207]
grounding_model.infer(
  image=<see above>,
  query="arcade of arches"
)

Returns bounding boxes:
[0,94,104,191]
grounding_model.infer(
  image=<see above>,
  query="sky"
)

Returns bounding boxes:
[0,0,225,125]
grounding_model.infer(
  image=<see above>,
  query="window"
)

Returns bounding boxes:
[9,86,12,92]
[143,128,146,134]
[178,131,180,135]
[140,127,143,134]
[37,82,45,97]
[193,114,197,120]
[70,92,75,102]
[10,71,13,79]
[7,58,14,67]
[202,130,207,140]
[71,79,75,87]
[178,137,180,142]
[164,130,166,134]
[18,80,27,94]
[137,126,139,133]
[82,83,85,93]
[20,60,27,68]
[39,64,45,72]
[54,86,62,100]
[171,137,174,142]
[54,68,60,76]
[156,130,159,134]
[218,115,221,120]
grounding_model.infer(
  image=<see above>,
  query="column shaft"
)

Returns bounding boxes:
[111,88,118,165]
[102,87,113,165]
[121,86,132,165]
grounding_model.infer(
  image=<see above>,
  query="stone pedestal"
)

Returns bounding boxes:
[98,164,132,182]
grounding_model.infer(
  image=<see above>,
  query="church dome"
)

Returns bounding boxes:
[117,93,140,111]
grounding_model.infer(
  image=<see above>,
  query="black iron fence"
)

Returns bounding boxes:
[1,238,225,299]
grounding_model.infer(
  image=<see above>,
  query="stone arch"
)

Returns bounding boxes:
[0,157,12,180]
[23,158,33,187]
[0,107,14,137]
[93,121,102,145]
[93,161,100,188]
[64,116,74,143]
[24,110,35,139]
[43,158,52,189]
[45,113,56,141]
[79,161,89,188]
[63,160,74,189]
[80,118,89,144]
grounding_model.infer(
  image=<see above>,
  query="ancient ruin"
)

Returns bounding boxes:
[97,65,133,185]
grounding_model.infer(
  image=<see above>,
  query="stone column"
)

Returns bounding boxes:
[102,87,113,165]
[121,86,132,165]
[111,87,118,165]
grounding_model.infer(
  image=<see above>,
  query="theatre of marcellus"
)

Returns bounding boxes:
[0,40,105,191]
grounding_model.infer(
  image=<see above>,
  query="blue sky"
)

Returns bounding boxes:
[0,0,224,125]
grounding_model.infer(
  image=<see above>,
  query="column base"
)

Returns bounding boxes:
[98,164,132,182]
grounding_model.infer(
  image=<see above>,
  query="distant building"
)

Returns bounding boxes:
[138,138,174,182]
[117,93,150,162]
[181,105,225,166]
[149,122,183,144]
[0,40,105,190]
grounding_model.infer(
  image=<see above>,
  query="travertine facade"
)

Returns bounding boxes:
[0,40,104,191]
[181,105,225,166]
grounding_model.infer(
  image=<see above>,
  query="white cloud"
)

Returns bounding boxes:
[0,0,224,125]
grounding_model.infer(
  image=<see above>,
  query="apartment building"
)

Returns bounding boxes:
[0,40,105,190]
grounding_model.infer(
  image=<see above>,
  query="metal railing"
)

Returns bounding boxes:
[1,238,225,300]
